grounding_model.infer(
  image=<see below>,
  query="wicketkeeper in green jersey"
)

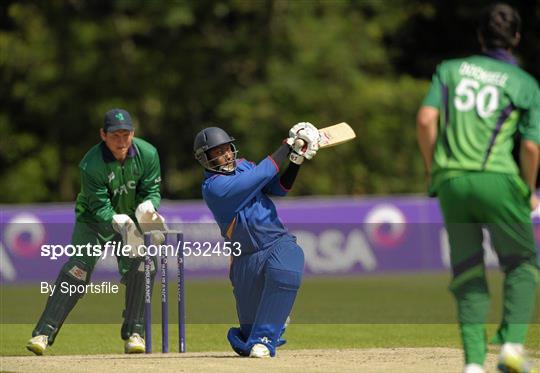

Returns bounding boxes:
[26,109,164,355]
[417,4,539,373]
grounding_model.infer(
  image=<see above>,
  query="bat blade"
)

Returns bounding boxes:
[292,122,356,153]
[318,122,356,148]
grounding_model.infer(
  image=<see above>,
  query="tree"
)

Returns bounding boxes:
[1,0,538,202]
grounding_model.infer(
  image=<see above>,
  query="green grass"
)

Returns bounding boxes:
[1,271,538,356]
[2,324,539,356]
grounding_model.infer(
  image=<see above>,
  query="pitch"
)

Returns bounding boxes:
[0,348,513,373]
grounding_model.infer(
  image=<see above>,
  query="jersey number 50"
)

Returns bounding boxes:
[454,78,499,118]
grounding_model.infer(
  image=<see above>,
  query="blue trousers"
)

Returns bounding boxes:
[228,236,304,357]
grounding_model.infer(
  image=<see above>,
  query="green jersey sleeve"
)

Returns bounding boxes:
[79,166,115,224]
[518,84,540,144]
[136,145,161,210]
[422,65,443,108]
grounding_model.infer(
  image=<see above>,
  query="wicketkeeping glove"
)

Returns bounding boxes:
[112,214,136,234]
[135,200,155,223]
[112,214,144,257]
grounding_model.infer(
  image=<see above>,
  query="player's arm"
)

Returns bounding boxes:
[416,107,439,175]
[263,142,299,196]
[81,168,139,240]
[263,164,301,196]
[206,123,318,204]
[417,65,443,176]
[519,86,540,209]
[263,140,302,196]
[520,139,539,189]
[263,123,319,196]
[205,155,282,211]
[136,147,162,210]
[279,163,300,189]
[80,169,115,226]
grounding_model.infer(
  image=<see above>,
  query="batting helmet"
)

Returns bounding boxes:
[194,127,238,174]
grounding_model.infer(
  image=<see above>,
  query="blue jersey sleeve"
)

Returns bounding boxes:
[203,156,280,218]
[262,174,289,196]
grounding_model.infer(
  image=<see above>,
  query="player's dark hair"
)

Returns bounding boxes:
[478,3,521,49]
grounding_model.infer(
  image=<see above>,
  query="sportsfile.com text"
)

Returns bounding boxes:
[40,241,242,260]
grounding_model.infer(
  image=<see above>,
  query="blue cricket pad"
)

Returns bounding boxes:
[276,338,287,347]
[276,322,287,347]
[244,266,302,356]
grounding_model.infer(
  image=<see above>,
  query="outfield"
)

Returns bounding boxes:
[1,272,538,371]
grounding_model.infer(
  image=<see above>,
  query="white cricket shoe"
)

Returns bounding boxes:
[497,343,538,373]
[249,343,270,358]
[26,335,48,356]
[464,363,485,373]
[124,333,145,354]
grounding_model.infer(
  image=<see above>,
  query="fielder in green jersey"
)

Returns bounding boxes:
[27,108,163,356]
[417,4,539,373]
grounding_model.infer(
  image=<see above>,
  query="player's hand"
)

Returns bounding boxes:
[112,214,136,234]
[288,150,304,165]
[287,122,319,160]
[530,193,539,210]
[286,136,318,161]
[288,122,318,140]
[112,214,142,258]
[300,139,318,160]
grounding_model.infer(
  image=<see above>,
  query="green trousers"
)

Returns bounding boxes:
[32,221,147,344]
[69,221,135,277]
[438,172,539,365]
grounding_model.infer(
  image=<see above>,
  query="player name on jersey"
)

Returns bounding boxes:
[459,62,509,87]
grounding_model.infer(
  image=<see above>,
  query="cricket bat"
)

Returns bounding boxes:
[295,122,356,150]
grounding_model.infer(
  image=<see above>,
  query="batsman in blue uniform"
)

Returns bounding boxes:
[194,123,320,358]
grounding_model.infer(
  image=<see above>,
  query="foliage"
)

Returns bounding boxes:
[1,0,538,202]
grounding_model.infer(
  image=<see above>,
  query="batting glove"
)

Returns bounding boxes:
[288,150,305,165]
[288,122,318,139]
[285,136,318,160]
[287,122,319,160]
